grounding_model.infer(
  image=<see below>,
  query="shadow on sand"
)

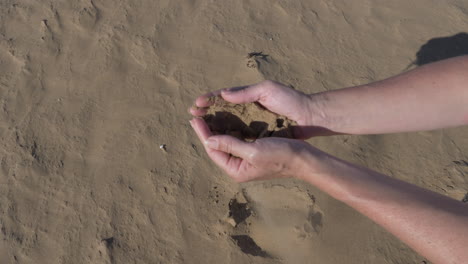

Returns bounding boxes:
[414,32,468,65]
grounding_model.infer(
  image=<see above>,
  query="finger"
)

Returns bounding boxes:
[207,149,244,178]
[195,85,250,108]
[223,81,308,123]
[205,135,255,161]
[189,118,244,176]
[189,106,208,116]
[189,118,232,165]
[220,83,266,104]
[195,90,222,108]
[189,118,213,142]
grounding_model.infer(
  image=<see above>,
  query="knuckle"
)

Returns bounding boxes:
[220,136,236,153]
[247,147,261,163]
[220,139,233,153]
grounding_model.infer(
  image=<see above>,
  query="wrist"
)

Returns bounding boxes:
[308,92,329,126]
[294,145,355,202]
[307,90,358,136]
[293,143,329,182]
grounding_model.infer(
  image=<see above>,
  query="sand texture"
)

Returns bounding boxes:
[203,96,296,140]
[1,0,468,263]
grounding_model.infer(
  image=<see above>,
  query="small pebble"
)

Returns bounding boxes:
[159,144,167,152]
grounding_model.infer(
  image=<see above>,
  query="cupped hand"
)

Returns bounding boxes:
[189,118,316,182]
[190,80,323,139]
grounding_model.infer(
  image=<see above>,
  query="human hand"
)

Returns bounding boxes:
[189,118,317,182]
[190,80,326,139]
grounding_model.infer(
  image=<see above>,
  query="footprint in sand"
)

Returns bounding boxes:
[226,192,271,258]
[226,184,323,261]
[76,0,101,31]
[245,51,285,81]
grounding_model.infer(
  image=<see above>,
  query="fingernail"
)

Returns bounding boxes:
[205,138,218,149]
[200,96,210,103]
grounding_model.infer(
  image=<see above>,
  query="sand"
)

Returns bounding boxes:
[203,96,296,140]
[0,0,468,263]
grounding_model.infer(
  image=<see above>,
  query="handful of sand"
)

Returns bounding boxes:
[202,96,296,141]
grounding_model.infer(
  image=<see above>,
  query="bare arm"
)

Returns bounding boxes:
[298,150,468,264]
[191,118,468,263]
[310,55,468,134]
[190,56,468,263]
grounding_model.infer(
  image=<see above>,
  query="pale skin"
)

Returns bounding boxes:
[189,55,468,264]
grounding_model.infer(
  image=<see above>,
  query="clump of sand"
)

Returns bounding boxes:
[203,96,296,141]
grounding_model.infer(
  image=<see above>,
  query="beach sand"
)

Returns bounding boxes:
[202,96,296,140]
[0,0,467,263]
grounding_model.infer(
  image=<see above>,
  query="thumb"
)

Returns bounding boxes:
[205,135,254,160]
[221,83,267,104]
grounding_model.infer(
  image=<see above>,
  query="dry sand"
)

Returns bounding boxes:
[0,0,468,263]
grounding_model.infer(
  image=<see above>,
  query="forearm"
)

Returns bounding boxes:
[298,150,468,264]
[309,55,468,135]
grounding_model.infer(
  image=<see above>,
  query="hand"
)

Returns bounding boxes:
[190,80,326,139]
[189,118,315,182]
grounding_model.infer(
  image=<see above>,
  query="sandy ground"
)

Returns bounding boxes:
[1,0,468,263]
